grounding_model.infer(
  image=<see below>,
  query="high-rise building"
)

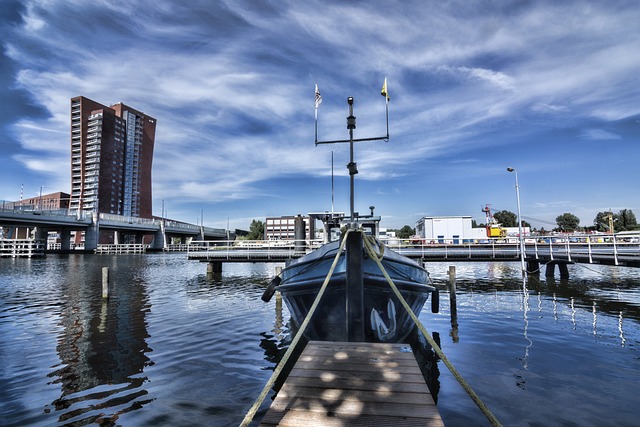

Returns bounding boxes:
[70,96,156,218]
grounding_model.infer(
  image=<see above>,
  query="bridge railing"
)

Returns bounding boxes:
[1,200,86,218]
[187,232,640,266]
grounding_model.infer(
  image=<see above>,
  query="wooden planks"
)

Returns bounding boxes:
[260,341,444,426]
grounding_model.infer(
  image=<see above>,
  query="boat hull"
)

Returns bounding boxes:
[277,239,435,342]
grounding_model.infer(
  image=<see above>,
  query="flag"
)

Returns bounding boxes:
[315,84,322,109]
[381,77,389,101]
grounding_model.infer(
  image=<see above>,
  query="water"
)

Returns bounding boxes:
[1,254,639,426]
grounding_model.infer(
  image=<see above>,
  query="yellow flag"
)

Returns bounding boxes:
[381,77,389,100]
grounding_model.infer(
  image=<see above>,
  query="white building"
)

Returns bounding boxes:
[415,216,477,243]
[265,215,314,241]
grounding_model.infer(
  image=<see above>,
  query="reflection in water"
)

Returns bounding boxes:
[521,278,532,371]
[619,311,626,346]
[3,256,639,426]
[47,256,153,425]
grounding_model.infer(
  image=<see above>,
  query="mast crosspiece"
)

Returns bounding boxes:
[314,85,390,221]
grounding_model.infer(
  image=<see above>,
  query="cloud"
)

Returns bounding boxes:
[580,129,621,141]
[2,0,640,227]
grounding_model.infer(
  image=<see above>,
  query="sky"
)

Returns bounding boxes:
[1,0,639,232]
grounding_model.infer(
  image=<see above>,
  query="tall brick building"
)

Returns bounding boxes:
[70,96,156,218]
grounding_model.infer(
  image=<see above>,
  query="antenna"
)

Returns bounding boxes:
[315,83,390,222]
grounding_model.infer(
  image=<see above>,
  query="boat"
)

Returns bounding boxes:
[262,90,438,343]
[266,214,438,342]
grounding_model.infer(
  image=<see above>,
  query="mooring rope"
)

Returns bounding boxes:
[239,229,352,427]
[361,230,503,427]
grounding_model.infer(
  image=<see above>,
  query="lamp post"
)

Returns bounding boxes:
[39,186,44,211]
[507,167,526,276]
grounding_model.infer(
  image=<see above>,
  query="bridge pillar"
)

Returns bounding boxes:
[527,259,540,275]
[207,261,222,274]
[545,262,555,277]
[113,231,121,245]
[84,213,99,251]
[558,263,570,279]
[33,227,47,241]
[545,261,571,279]
[60,229,71,251]
[152,227,166,250]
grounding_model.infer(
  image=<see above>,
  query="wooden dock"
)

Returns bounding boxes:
[260,341,444,426]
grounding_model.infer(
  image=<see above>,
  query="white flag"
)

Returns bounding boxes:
[315,84,322,109]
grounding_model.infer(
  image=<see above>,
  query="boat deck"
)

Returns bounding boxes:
[260,340,444,426]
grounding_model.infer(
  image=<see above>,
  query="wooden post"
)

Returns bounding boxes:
[448,266,458,328]
[102,267,109,299]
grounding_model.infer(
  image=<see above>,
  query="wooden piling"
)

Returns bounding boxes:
[448,265,458,328]
[102,267,109,299]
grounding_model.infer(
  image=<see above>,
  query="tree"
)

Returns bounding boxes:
[556,212,580,232]
[618,209,638,231]
[594,209,639,232]
[246,219,264,240]
[396,225,415,239]
[493,210,517,227]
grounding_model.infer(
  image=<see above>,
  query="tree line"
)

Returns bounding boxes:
[243,209,638,240]
[392,209,638,237]
[474,209,638,234]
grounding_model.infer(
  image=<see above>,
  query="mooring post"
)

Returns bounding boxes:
[448,265,458,328]
[102,267,109,300]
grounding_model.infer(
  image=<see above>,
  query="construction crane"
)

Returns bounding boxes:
[482,204,507,238]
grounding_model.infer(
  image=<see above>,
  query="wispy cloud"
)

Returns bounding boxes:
[2,0,639,228]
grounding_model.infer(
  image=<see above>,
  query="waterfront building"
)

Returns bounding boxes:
[6,191,70,212]
[69,96,156,219]
[265,215,315,241]
[415,215,479,243]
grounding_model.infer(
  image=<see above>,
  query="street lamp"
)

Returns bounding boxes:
[507,167,526,276]
[39,186,44,211]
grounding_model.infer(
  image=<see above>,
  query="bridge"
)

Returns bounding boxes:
[0,202,233,253]
[187,233,640,276]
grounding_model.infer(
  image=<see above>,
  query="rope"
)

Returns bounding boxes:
[239,229,352,427]
[361,231,503,427]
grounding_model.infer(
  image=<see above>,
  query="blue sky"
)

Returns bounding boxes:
[1,0,638,231]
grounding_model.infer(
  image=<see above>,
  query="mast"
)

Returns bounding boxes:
[315,90,389,223]
[314,82,391,341]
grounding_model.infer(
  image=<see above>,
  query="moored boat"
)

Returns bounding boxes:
[274,228,438,342]
[262,87,438,343]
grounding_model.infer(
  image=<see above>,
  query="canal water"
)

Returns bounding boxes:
[1,253,639,426]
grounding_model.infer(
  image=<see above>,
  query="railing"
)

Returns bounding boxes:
[187,232,640,266]
[95,244,147,254]
[187,239,324,261]
[0,239,45,258]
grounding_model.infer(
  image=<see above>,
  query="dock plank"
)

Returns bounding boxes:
[260,341,444,426]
